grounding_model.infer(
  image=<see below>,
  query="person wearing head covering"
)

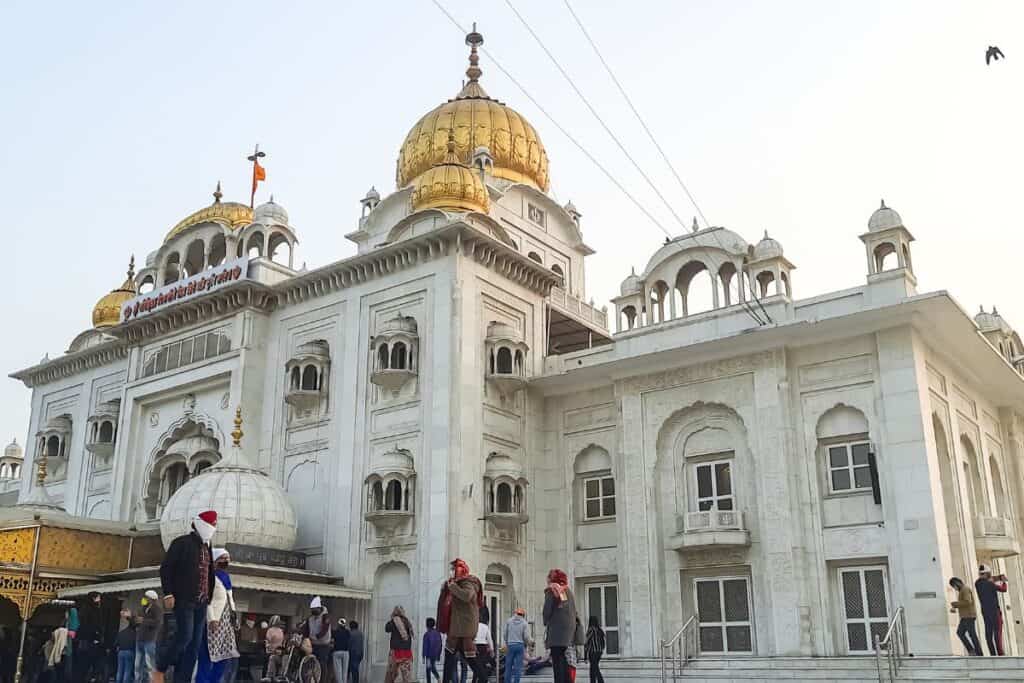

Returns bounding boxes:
[543,569,579,683]
[975,564,1009,655]
[134,590,163,683]
[438,559,486,683]
[383,606,414,683]
[196,549,238,683]
[301,597,332,679]
[503,608,532,683]
[157,510,218,683]
[331,618,350,683]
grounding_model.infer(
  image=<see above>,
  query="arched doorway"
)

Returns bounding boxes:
[371,562,412,680]
[484,564,515,649]
[933,414,968,579]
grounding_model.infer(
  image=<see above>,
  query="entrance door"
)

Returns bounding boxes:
[585,583,620,655]
[485,590,501,648]
[694,577,753,654]
[839,566,890,653]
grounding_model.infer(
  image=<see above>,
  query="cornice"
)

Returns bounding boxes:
[10,339,129,388]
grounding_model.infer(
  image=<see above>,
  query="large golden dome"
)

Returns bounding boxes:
[92,257,138,329]
[396,27,549,193]
[164,183,253,243]
[411,132,490,213]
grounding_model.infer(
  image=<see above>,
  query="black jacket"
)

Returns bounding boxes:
[160,530,215,604]
[385,617,413,651]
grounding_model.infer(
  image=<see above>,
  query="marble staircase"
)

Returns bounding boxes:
[512,655,1024,682]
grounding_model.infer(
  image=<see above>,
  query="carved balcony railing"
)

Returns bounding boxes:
[975,515,1019,559]
[668,509,750,552]
[547,286,609,332]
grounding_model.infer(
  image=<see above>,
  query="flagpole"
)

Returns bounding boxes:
[247,143,266,208]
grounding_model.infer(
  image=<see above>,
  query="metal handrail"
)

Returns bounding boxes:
[661,615,696,683]
[874,605,908,682]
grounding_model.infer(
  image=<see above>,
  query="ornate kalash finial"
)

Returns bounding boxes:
[213,181,223,204]
[457,23,489,99]
[127,254,135,280]
[231,406,244,447]
[35,454,48,486]
[444,129,459,162]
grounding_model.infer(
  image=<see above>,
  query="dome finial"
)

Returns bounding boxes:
[35,454,47,486]
[213,181,223,204]
[231,406,243,447]
[465,22,484,83]
[880,199,886,209]
[127,255,135,280]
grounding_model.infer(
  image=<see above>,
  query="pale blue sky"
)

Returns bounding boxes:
[1,1,1021,449]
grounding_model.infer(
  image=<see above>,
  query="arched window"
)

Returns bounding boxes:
[10,464,18,478]
[247,232,265,259]
[817,406,876,498]
[0,464,7,478]
[301,365,319,391]
[98,421,114,444]
[527,252,543,264]
[960,436,986,517]
[551,264,565,284]
[139,275,156,294]
[676,261,715,316]
[496,347,513,374]
[496,482,513,513]
[874,243,898,272]
[990,457,1007,516]
[574,445,615,521]
[378,344,390,370]
[290,366,301,390]
[163,463,190,501]
[649,281,669,323]
[514,350,524,375]
[620,305,638,332]
[718,263,737,307]
[391,342,407,370]
[193,460,213,476]
[45,436,61,458]
[756,271,775,298]
[371,481,384,510]
[385,480,403,511]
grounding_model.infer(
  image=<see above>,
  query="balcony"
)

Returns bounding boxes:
[547,287,609,331]
[546,287,613,355]
[669,510,750,552]
[975,516,1019,559]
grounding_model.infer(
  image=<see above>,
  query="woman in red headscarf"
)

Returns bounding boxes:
[543,569,579,683]
[437,559,486,683]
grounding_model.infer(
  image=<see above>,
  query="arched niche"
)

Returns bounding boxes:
[371,562,413,669]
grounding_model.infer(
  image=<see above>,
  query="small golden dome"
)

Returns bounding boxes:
[92,257,138,329]
[397,26,549,193]
[411,132,490,214]
[165,182,254,243]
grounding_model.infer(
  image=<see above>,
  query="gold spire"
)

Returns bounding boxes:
[213,180,223,204]
[35,455,47,486]
[127,254,135,280]
[231,406,243,447]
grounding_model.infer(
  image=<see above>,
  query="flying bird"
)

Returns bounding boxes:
[986,45,1005,65]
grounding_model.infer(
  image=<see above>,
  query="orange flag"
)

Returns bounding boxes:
[252,160,266,193]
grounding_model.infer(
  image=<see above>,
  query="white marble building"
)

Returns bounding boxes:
[8,27,1024,677]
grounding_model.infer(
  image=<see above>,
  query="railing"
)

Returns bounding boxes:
[873,605,908,682]
[547,286,609,330]
[683,509,744,533]
[660,615,696,683]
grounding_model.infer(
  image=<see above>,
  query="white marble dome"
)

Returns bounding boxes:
[254,198,289,226]
[620,269,641,296]
[4,438,22,459]
[159,448,298,551]
[868,200,903,232]
[753,231,784,260]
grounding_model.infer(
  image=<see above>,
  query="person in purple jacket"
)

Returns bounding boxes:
[422,618,442,682]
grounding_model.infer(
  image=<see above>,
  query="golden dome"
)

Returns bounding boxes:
[396,27,549,193]
[92,257,138,329]
[165,183,253,243]
[411,132,490,214]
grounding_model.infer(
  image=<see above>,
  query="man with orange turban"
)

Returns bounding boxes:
[437,558,486,682]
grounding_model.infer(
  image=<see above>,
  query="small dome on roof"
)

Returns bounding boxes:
[378,315,418,335]
[364,186,381,202]
[753,231,784,260]
[254,197,289,226]
[4,438,22,460]
[976,306,1012,334]
[620,268,641,296]
[868,200,903,232]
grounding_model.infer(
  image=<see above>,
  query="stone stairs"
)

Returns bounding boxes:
[510,655,1024,682]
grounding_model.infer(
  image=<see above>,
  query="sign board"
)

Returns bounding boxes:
[224,543,307,570]
[121,258,248,323]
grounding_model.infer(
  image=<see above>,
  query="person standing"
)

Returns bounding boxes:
[331,618,350,683]
[196,549,238,683]
[422,619,441,683]
[471,613,493,683]
[975,565,1009,656]
[503,608,531,683]
[345,621,363,683]
[583,617,605,683]
[437,559,486,683]
[75,592,104,683]
[135,591,163,683]
[383,606,413,683]
[157,510,218,683]
[949,577,983,655]
[302,598,333,681]
[115,615,136,683]
[542,569,578,683]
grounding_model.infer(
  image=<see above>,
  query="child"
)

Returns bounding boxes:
[422,618,442,682]
[115,613,136,683]
[565,645,578,683]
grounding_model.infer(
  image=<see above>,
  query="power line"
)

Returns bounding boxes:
[428,0,672,238]
[562,0,711,230]
[428,0,766,326]
[503,0,690,233]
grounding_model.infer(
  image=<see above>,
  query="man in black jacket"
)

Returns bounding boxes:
[156,510,217,683]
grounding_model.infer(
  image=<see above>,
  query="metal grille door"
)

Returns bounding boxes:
[840,566,890,653]
[695,577,753,654]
